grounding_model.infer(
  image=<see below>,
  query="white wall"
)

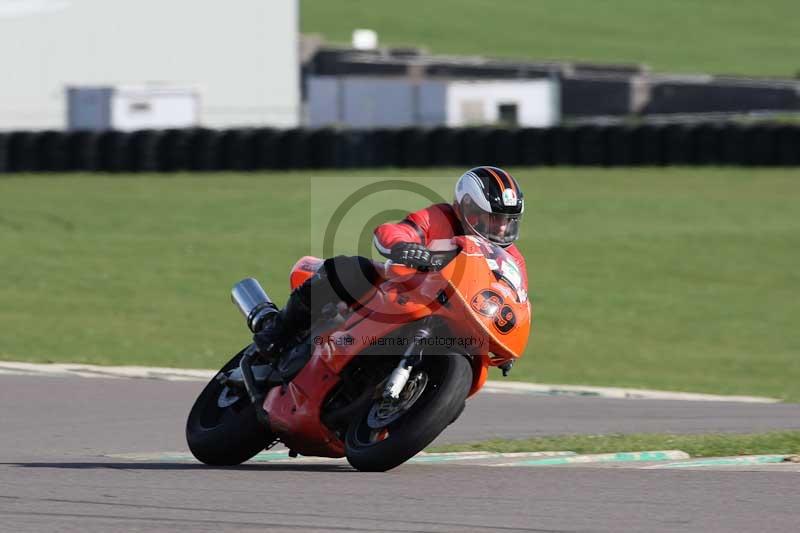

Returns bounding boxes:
[0,0,299,130]
[446,80,560,127]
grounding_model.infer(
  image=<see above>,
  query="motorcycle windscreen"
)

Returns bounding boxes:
[476,240,527,303]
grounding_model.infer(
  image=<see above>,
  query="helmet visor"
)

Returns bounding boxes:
[477,212,522,245]
[462,200,522,245]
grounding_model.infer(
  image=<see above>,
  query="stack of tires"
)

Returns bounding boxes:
[1,124,798,173]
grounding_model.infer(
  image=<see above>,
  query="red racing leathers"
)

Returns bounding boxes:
[253,203,528,358]
[373,203,528,288]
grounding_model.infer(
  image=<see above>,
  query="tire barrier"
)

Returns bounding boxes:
[128,130,162,172]
[516,127,552,166]
[157,129,192,172]
[7,131,38,172]
[2,124,800,174]
[487,128,519,166]
[37,131,71,171]
[573,125,607,166]
[397,127,431,167]
[661,124,693,166]
[718,125,747,166]
[218,129,256,171]
[605,126,634,166]
[742,125,778,167]
[97,131,131,172]
[250,128,278,170]
[457,128,492,167]
[309,128,340,168]
[367,129,400,168]
[550,126,575,166]
[428,127,460,167]
[276,129,312,170]
[0,133,8,173]
[67,131,102,171]
[691,124,724,165]
[776,125,800,166]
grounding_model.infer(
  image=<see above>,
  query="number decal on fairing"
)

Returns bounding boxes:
[493,305,516,334]
[470,290,503,318]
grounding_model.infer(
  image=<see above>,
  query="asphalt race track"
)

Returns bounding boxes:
[1,374,799,532]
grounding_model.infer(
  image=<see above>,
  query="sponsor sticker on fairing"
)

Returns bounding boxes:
[500,258,522,292]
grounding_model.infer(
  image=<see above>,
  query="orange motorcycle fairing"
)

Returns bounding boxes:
[263,340,345,457]
[264,269,442,458]
[289,256,324,290]
[265,237,531,458]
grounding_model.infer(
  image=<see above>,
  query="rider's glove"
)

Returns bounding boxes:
[390,242,433,270]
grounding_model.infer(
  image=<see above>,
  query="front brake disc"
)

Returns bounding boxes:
[366,372,429,429]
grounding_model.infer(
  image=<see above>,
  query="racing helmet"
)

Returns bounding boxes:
[453,166,524,247]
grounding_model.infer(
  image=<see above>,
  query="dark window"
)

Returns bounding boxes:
[497,103,518,126]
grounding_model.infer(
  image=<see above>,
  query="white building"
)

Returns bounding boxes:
[445,80,559,127]
[0,0,299,130]
[307,77,560,129]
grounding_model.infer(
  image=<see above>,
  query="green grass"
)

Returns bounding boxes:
[1,168,799,400]
[428,431,800,458]
[301,0,800,77]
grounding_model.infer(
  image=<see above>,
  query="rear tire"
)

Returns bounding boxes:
[186,347,275,466]
[345,353,471,472]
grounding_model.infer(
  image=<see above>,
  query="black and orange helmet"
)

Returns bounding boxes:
[453,166,524,247]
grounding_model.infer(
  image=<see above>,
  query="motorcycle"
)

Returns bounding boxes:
[186,236,531,471]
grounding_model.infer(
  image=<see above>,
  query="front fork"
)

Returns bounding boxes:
[382,324,432,400]
[237,344,270,426]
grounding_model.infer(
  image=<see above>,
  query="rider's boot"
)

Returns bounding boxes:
[253,265,346,376]
[253,277,314,357]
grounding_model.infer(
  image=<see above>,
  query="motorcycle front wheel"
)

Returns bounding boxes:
[345,352,471,472]
[186,346,275,466]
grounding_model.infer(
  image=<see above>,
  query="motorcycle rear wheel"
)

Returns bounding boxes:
[345,352,471,472]
[186,347,276,466]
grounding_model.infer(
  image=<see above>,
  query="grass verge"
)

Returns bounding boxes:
[302,0,800,77]
[428,431,800,457]
[1,168,798,400]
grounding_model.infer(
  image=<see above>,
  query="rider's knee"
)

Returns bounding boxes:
[323,255,378,305]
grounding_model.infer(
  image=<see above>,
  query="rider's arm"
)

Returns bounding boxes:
[373,207,432,258]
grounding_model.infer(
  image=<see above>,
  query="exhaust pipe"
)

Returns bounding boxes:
[231,278,278,333]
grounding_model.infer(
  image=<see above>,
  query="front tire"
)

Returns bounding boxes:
[186,347,275,466]
[345,353,472,472]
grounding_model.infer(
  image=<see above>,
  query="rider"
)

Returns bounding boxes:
[253,166,527,356]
